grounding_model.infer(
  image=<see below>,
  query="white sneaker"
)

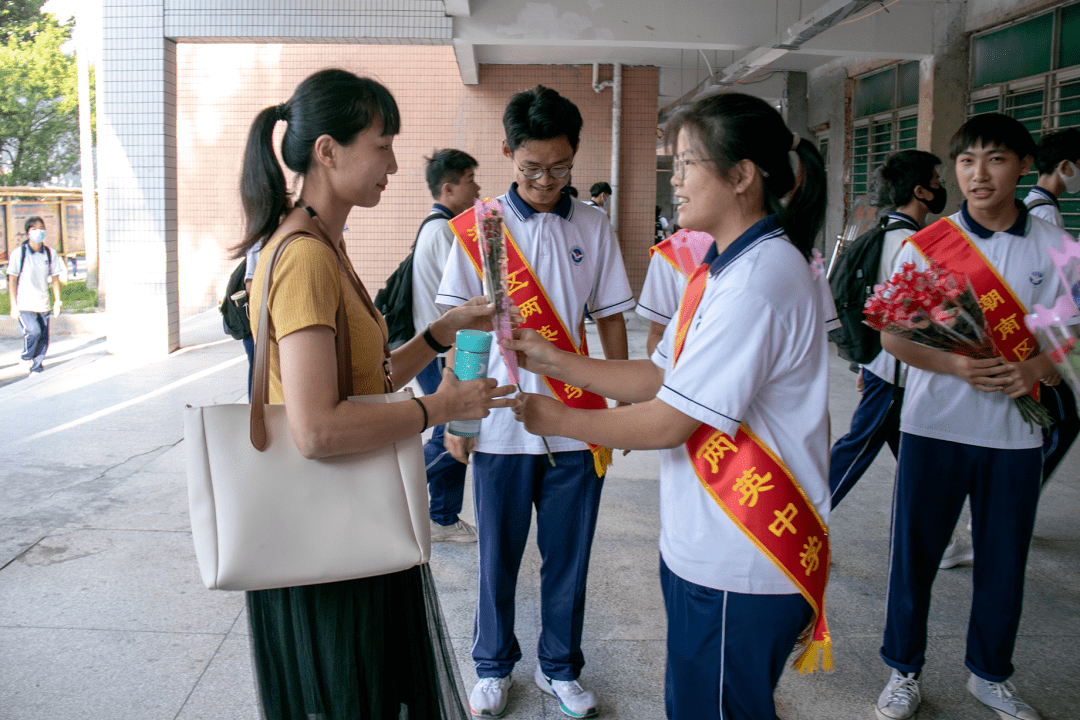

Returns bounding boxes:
[469,675,512,718]
[534,664,598,718]
[940,531,975,569]
[967,674,1041,720]
[16,360,31,375]
[430,519,477,543]
[876,668,921,720]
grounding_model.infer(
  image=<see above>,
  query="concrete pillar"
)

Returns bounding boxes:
[917,1,969,218]
[807,64,850,255]
[100,0,180,355]
[785,71,809,139]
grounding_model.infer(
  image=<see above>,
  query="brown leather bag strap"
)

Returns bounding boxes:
[330,236,393,392]
[250,231,354,450]
[294,198,392,392]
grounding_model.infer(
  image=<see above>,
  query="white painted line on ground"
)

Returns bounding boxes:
[21,354,246,443]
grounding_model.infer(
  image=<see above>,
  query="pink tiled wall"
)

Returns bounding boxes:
[176,44,658,316]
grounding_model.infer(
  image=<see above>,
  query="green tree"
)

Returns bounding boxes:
[0,0,47,43]
[0,18,79,185]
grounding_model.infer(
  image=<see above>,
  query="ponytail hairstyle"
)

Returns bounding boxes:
[665,92,826,260]
[236,69,401,257]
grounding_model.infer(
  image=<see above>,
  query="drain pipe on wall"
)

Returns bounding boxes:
[592,62,622,232]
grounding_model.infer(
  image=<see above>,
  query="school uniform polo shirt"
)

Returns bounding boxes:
[652,215,831,594]
[894,202,1066,449]
[638,236,841,335]
[411,204,455,334]
[863,212,919,387]
[7,242,61,313]
[436,185,636,455]
[1023,186,1065,229]
[636,252,684,325]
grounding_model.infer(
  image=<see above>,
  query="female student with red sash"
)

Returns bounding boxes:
[506,92,831,720]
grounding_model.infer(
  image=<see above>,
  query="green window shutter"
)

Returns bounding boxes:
[898,62,920,108]
[1060,3,1080,71]
[850,126,870,200]
[1058,78,1080,129]
[973,13,1053,87]
[898,115,918,149]
[1005,88,1046,139]
[855,67,897,117]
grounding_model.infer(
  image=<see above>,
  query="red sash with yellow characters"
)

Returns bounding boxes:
[448,208,614,477]
[906,217,1041,397]
[673,264,832,673]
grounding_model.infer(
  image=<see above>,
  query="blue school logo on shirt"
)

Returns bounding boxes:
[1030,271,1044,286]
[570,246,584,265]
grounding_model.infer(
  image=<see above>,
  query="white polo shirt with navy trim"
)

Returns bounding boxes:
[863,211,920,387]
[636,252,684,325]
[895,203,1066,450]
[1023,186,1064,229]
[436,185,636,455]
[652,215,831,594]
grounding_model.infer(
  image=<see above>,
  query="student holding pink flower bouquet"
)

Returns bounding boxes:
[506,92,831,720]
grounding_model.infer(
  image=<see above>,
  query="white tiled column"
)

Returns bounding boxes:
[100,0,180,355]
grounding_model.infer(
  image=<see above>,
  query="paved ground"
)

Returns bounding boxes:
[0,310,1077,720]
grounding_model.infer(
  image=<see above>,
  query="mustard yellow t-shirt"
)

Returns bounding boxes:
[250,233,389,404]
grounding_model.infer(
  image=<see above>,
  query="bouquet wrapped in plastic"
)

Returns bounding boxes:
[863,261,1051,430]
[1025,236,1080,396]
[475,197,555,465]
[475,198,518,384]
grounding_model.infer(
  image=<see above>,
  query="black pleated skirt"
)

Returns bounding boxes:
[247,564,469,720]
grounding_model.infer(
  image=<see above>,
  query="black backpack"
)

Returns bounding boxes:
[828,216,920,365]
[220,258,251,340]
[374,212,448,347]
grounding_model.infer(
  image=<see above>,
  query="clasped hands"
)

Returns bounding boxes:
[951,354,1058,398]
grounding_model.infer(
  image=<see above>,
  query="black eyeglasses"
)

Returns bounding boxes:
[516,163,573,180]
[673,154,709,180]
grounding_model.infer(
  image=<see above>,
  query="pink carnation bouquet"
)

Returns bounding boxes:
[863,261,1051,431]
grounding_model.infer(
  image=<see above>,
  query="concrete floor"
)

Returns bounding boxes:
[0,310,1076,719]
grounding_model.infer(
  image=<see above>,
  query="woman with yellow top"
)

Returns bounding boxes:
[238,69,517,720]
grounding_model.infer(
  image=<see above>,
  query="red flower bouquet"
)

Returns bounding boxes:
[863,262,1051,430]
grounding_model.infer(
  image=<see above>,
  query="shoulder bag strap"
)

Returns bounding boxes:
[293,198,392,391]
[249,230,355,451]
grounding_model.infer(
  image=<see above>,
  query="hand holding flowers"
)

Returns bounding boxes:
[864,261,1052,430]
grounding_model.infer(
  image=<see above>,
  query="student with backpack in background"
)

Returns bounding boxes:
[7,216,63,375]
[828,150,945,508]
[411,148,482,543]
[1023,127,1080,229]
[1024,128,1080,486]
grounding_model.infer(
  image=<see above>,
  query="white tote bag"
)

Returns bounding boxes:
[184,230,430,591]
[184,391,430,591]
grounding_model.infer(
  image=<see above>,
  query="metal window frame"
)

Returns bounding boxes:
[968,7,1080,237]
[846,62,920,216]
[846,106,919,211]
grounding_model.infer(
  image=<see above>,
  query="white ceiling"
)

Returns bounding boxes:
[450,0,938,109]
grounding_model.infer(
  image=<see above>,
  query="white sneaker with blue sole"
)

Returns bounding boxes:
[534,665,598,718]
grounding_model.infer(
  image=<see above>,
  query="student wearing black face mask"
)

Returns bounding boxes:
[829,150,945,509]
